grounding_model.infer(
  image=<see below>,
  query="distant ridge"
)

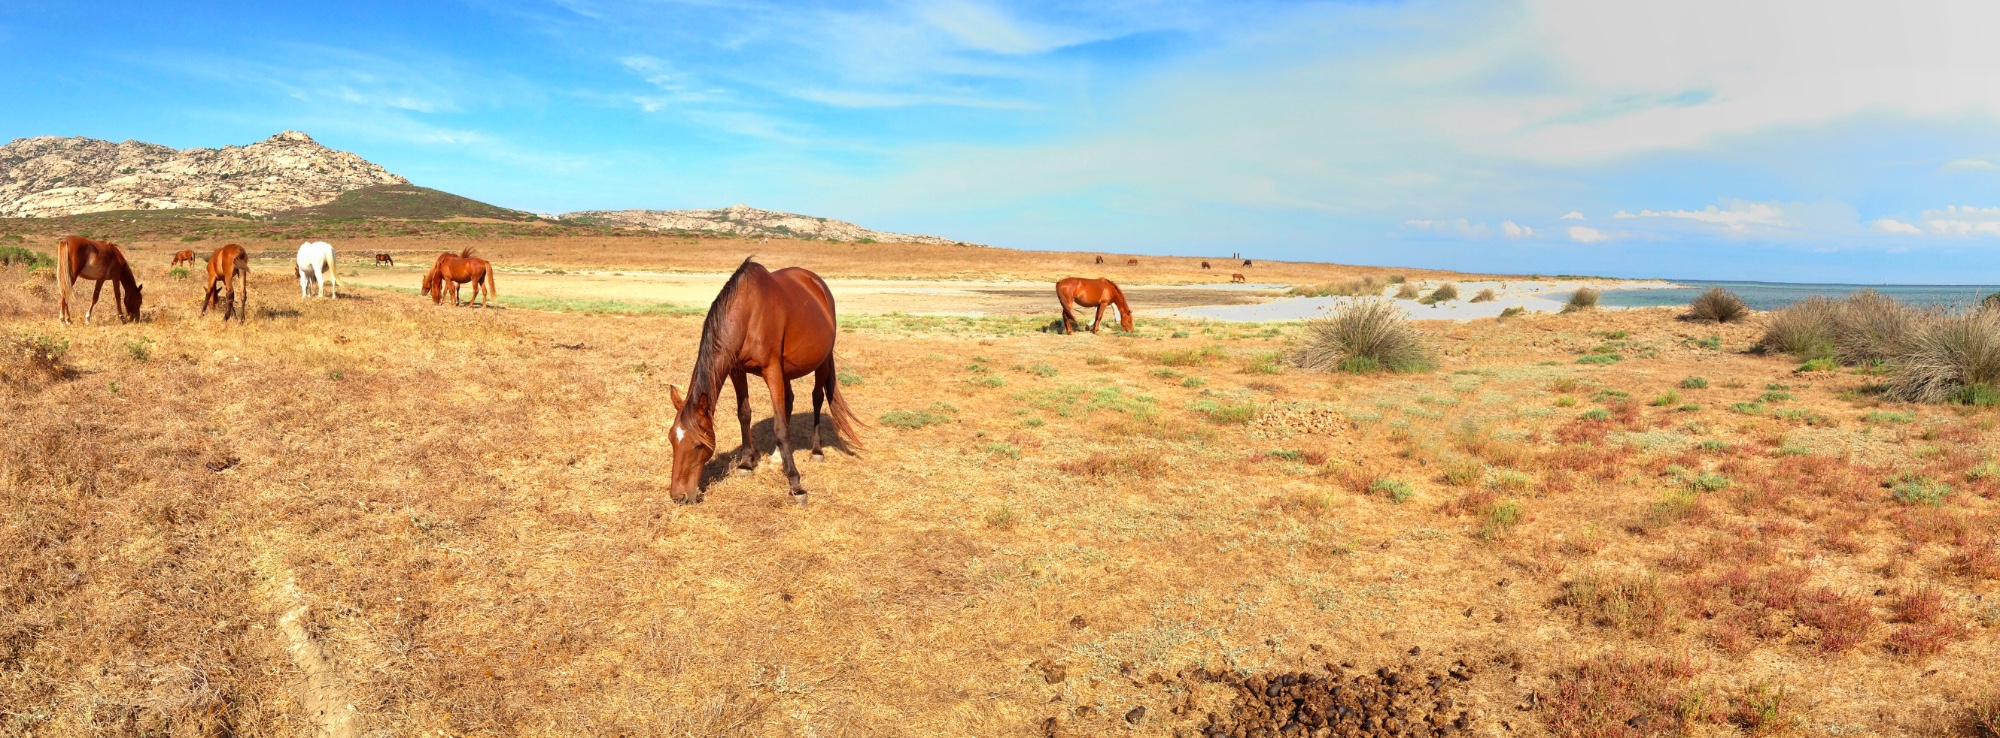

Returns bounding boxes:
[559,204,971,245]
[0,131,406,217]
[271,184,534,221]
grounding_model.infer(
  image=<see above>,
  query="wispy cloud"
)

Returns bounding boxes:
[1560,211,1585,220]
[1568,226,1616,243]
[1501,220,1534,238]
[1614,200,1784,232]
[1871,218,1923,235]
[1924,206,2000,237]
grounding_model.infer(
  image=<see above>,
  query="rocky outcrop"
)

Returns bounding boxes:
[558,204,968,245]
[0,131,407,217]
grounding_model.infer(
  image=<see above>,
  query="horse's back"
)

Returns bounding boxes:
[767,267,837,323]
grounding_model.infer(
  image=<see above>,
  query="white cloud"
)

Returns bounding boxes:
[1870,218,1923,235]
[1568,226,1613,243]
[1613,200,1785,232]
[1404,219,1492,238]
[1943,159,1998,172]
[1560,211,1585,220]
[1501,220,1534,238]
[1924,206,2000,237]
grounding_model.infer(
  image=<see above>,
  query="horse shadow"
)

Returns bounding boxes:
[697,411,858,485]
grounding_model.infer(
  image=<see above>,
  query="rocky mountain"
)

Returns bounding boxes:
[0,131,407,217]
[559,204,967,245]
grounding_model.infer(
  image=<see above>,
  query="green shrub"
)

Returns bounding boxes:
[1691,471,1731,491]
[1730,402,1765,415]
[0,245,54,269]
[1579,408,1611,421]
[168,266,190,280]
[1797,358,1838,372]
[1576,353,1620,365]
[1687,286,1749,323]
[1477,500,1523,540]
[1419,282,1460,304]
[1554,396,1578,407]
[124,338,153,362]
[1651,391,1680,407]
[1181,376,1207,388]
[1677,404,1701,412]
[1370,478,1415,503]
[1155,344,1226,367]
[1561,287,1600,313]
[981,442,1022,460]
[1889,309,2000,403]
[1293,298,1433,374]
[880,410,951,429]
[1890,473,1951,505]
[837,370,864,386]
[1189,397,1259,424]
[1759,390,1793,402]
[1862,410,1915,424]
[1680,376,1709,389]
[1834,289,1926,366]
[968,375,1005,388]
[1699,440,1731,452]
[1026,362,1058,378]
[1243,352,1285,374]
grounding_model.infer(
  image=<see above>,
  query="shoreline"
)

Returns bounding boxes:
[1157,278,1687,323]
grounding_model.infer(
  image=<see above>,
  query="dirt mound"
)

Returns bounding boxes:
[1197,661,1479,737]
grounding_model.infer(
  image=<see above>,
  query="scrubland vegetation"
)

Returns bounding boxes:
[2,240,1998,737]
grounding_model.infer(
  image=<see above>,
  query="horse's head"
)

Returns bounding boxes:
[1119,306,1134,333]
[123,283,144,321]
[666,384,716,503]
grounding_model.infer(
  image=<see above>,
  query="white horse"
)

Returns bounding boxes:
[295,241,339,298]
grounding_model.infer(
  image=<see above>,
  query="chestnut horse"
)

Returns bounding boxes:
[422,248,496,307]
[1201,261,1211,270]
[1126,259,1138,266]
[1094,255,1104,264]
[375,253,395,266]
[201,243,250,322]
[54,236,143,325]
[1242,259,1253,267]
[666,258,861,505]
[1231,273,1246,283]
[171,250,196,268]
[1055,277,1133,335]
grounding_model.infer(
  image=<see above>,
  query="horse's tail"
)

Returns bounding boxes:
[459,246,475,259]
[55,238,71,316]
[484,265,496,298]
[823,353,866,450]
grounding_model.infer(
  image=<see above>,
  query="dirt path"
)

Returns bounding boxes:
[253,548,360,738]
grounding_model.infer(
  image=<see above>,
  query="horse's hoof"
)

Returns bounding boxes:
[810,452,825,463]
[790,491,809,506]
[734,467,752,476]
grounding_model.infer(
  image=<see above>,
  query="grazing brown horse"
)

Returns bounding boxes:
[171,250,196,268]
[1201,261,1211,270]
[1231,273,1246,283]
[1125,258,1138,266]
[1055,277,1133,335]
[1242,259,1253,267]
[422,248,496,307]
[374,252,395,266]
[200,244,250,322]
[666,258,861,505]
[55,236,143,325]
[1094,255,1104,264]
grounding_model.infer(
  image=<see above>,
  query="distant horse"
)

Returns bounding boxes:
[1242,259,1253,267]
[1201,261,1211,270]
[1126,259,1138,266]
[1094,255,1104,265]
[55,236,143,324]
[666,258,862,505]
[200,243,249,322]
[295,241,339,298]
[1055,277,1133,335]
[374,253,395,266]
[171,250,196,268]
[423,248,495,307]
[1231,273,1246,283]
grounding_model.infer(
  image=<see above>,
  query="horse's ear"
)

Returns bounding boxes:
[668,384,685,413]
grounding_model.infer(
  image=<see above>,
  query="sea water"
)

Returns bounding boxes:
[1597,281,2000,311]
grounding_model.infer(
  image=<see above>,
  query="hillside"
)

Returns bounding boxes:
[0,131,405,217]
[270,184,534,221]
[559,203,969,245]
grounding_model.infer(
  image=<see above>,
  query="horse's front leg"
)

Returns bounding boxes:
[762,368,806,503]
[87,279,105,324]
[1091,303,1106,333]
[731,370,756,473]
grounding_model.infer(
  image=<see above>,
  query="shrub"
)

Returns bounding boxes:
[1386,274,1407,284]
[1155,344,1226,367]
[0,245,53,269]
[1188,397,1259,424]
[1293,298,1433,374]
[1576,353,1620,365]
[1760,296,1840,360]
[1835,289,1926,366]
[1498,306,1525,319]
[1393,283,1420,299]
[1891,473,1952,505]
[1862,410,1914,424]
[3,333,70,386]
[125,338,153,362]
[1797,358,1837,372]
[880,410,951,429]
[1957,384,2000,407]
[1561,569,1677,635]
[837,370,864,386]
[1759,390,1793,402]
[1562,287,1601,313]
[1469,287,1497,303]
[1730,402,1764,415]
[1288,276,1380,297]
[1419,282,1459,304]
[1554,396,1578,407]
[1242,352,1284,374]
[1681,376,1709,389]
[1687,286,1749,323]
[1888,309,2000,403]
[1477,500,1522,540]
[1369,478,1415,503]
[1579,408,1611,421]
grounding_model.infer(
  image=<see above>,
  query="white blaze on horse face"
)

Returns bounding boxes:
[674,425,686,444]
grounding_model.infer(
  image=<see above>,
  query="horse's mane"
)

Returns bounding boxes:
[683,257,764,447]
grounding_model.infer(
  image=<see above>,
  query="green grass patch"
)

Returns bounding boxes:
[1370,478,1415,503]
[880,410,952,430]
[1759,390,1794,402]
[1579,408,1611,421]
[1680,376,1709,389]
[1189,397,1260,424]
[1729,402,1765,415]
[1650,390,1681,407]
[1863,410,1915,424]
[1891,473,1952,505]
[1797,358,1838,373]
[1576,353,1621,365]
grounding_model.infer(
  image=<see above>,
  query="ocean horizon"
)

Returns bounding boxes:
[1599,279,2000,311]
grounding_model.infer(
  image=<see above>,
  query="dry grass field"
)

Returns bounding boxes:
[3,236,1999,737]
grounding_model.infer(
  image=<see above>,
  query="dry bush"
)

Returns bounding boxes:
[1835,289,1927,366]
[1562,287,1600,313]
[1888,308,2000,403]
[1288,276,1380,298]
[1760,296,1840,359]
[1419,282,1459,304]
[1468,287,1497,303]
[1057,450,1167,479]
[1544,652,1707,737]
[1686,286,1748,323]
[1393,283,1420,299]
[1292,298,1433,374]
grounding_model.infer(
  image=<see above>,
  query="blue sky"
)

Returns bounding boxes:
[6,0,2000,282]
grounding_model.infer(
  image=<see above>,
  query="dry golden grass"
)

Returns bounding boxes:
[3,239,1999,737]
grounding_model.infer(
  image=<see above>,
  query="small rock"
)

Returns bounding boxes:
[1125,706,1146,724]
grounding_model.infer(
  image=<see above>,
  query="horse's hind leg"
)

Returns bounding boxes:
[730,370,756,472]
[763,368,806,503]
[809,365,829,460]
